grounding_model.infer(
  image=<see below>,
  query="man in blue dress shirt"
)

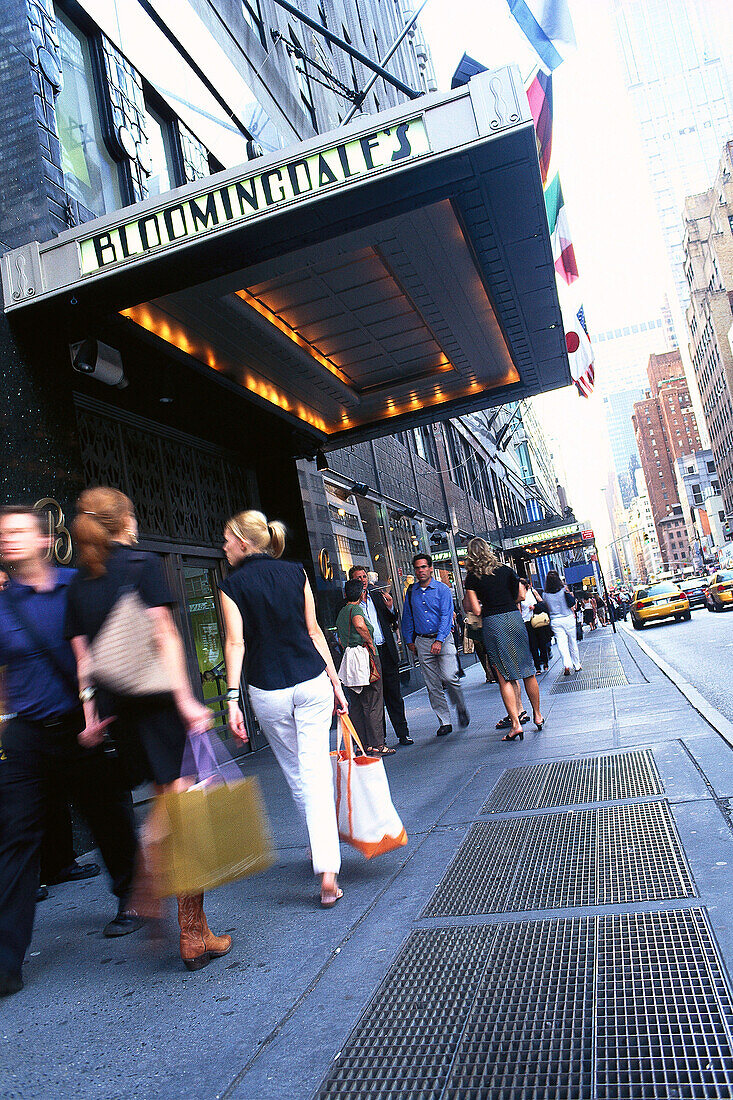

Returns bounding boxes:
[401,553,470,737]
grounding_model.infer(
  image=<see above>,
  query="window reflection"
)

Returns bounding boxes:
[55,8,122,214]
[144,103,177,196]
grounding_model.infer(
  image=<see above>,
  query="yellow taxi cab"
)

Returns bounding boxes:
[704,569,733,612]
[630,581,691,629]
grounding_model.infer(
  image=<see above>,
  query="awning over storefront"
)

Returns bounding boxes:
[499,519,588,557]
[2,66,569,448]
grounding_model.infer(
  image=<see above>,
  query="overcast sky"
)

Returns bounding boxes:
[420,0,676,562]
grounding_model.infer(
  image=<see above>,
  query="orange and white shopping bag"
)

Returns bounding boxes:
[331,715,408,859]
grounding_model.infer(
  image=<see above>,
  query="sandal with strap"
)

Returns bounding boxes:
[320,887,343,909]
[495,715,513,730]
[371,745,396,756]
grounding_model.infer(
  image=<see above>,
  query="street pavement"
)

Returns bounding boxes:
[622,603,733,722]
[3,626,733,1099]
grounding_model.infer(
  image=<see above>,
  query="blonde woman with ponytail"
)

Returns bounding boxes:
[66,487,232,971]
[220,510,348,908]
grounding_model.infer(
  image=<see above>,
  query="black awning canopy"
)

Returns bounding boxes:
[3,68,570,447]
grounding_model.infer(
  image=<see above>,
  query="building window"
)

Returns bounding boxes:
[289,26,317,128]
[242,0,268,49]
[143,101,179,197]
[55,7,122,214]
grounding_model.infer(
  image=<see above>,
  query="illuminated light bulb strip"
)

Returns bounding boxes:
[235,289,355,390]
[119,304,329,433]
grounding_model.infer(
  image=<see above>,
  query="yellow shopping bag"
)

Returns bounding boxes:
[156,774,274,898]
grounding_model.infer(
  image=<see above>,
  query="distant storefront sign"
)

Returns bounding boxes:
[79,118,430,275]
[503,523,581,552]
[582,529,594,541]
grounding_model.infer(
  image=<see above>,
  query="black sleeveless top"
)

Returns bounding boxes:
[219,555,326,690]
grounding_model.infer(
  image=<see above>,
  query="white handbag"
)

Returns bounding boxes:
[338,645,371,690]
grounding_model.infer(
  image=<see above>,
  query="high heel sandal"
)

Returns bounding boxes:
[501,728,524,742]
[534,718,545,731]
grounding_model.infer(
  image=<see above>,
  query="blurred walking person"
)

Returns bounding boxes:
[401,553,469,737]
[0,504,139,998]
[543,570,582,676]
[65,488,230,972]
[220,510,348,908]
[463,539,543,742]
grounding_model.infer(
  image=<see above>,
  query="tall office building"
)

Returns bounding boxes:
[604,387,645,507]
[632,351,702,567]
[594,309,674,395]
[682,141,733,521]
[612,0,733,311]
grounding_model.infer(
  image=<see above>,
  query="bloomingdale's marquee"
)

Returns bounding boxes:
[79,118,430,276]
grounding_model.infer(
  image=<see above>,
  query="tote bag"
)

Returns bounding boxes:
[331,715,407,859]
[338,645,371,689]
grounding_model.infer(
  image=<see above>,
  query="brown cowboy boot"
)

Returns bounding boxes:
[200,899,232,959]
[177,894,209,971]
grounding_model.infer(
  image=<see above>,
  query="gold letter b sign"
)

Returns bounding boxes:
[34,498,73,565]
[318,548,333,582]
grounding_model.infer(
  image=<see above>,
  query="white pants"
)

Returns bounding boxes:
[248,671,341,875]
[551,615,580,670]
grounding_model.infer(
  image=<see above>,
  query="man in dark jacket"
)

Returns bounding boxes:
[348,566,413,746]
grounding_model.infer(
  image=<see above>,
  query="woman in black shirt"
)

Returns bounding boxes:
[463,538,544,741]
[220,509,348,908]
[66,487,231,973]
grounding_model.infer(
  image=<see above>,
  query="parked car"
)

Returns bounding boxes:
[630,581,691,629]
[704,570,733,612]
[677,576,708,609]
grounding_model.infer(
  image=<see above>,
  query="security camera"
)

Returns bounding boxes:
[70,339,128,388]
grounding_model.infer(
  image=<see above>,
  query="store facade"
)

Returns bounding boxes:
[2,2,570,717]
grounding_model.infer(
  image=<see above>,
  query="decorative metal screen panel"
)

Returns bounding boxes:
[316,910,733,1100]
[75,399,254,546]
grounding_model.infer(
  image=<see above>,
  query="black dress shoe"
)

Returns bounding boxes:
[457,708,470,729]
[0,969,23,997]
[49,860,101,885]
[36,885,49,903]
[103,906,144,938]
[436,724,453,737]
[398,735,414,745]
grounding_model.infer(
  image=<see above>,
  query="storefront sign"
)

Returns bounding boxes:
[582,529,594,541]
[34,498,72,565]
[504,523,580,551]
[79,118,430,275]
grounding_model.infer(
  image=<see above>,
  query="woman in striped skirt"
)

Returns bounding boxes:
[463,538,544,741]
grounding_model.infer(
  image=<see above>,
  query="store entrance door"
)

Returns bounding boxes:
[176,555,262,752]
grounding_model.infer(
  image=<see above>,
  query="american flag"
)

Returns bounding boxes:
[565,305,595,398]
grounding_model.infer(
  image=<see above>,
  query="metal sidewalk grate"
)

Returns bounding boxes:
[550,668,629,692]
[482,750,662,814]
[423,801,695,917]
[316,910,733,1100]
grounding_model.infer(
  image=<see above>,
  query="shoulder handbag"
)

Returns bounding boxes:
[88,560,174,697]
[530,610,550,629]
[564,590,577,610]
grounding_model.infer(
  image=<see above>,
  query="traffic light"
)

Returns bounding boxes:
[724,522,732,542]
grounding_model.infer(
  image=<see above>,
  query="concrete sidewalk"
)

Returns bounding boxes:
[3,627,733,1100]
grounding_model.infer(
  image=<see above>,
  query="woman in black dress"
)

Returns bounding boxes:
[66,486,232,972]
[463,538,544,741]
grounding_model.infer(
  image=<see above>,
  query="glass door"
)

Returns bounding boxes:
[179,557,263,752]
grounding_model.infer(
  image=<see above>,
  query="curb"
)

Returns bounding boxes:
[620,622,733,749]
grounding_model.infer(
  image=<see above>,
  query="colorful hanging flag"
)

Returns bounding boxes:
[565,304,595,397]
[506,0,576,73]
[526,69,553,184]
[545,173,579,284]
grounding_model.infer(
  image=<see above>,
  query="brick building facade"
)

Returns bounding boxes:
[632,351,702,569]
